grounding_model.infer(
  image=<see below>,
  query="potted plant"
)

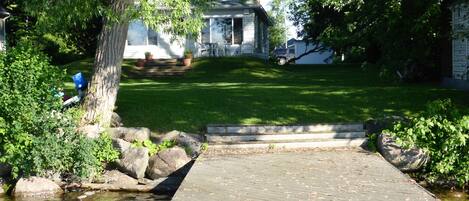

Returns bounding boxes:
[183,50,193,67]
[135,59,145,68]
[144,52,154,61]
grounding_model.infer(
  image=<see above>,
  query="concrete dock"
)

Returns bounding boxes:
[173,149,437,201]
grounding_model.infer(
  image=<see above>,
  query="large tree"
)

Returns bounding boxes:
[268,0,289,52]
[290,0,452,81]
[20,0,211,126]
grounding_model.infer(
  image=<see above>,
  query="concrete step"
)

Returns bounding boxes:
[206,131,366,143]
[206,123,364,135]
[208,138,368,150]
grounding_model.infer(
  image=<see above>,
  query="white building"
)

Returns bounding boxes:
[124,0,269,60]
[451,2,469,81]
[287,39,333,64]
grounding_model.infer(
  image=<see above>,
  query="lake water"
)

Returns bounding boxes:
[0,192,171,201]
[0,189,467,200]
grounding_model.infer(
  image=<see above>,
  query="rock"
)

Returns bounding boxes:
[146,147,191,179]
[162,130,204,158]
[13,177,63,197]
[0,163,10,177]
[112,138,132,154]
[111,112,123,127]
[117,146,149,179]
[97,170,138,186]
[137,178,158,185]
[107,127,150,143]
[81,176,180,193]
[365,116,405,135]
[377,133,429,172]
[78,124,103,139]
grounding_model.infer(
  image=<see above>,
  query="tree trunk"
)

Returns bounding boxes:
[81,0,130,127]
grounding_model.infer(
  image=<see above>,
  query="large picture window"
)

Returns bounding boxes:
[201,19,210,44]
[201,18,243,45]
[127,20,158,46]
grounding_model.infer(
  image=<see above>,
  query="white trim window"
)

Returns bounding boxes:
[127,20,158,46]
[201,18,243,45]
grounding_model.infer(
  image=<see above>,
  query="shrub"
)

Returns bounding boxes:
[0,42,118,180]
[385,99,469,186]
[132,140,177,156]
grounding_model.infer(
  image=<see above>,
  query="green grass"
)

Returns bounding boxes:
[62,57,469,133]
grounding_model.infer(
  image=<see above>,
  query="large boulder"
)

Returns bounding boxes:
[162,130,204,158]
[377,133,429,172]
[365,116,405,135]
[112,138,132,153]
[111,112,123,127]
[95,170,139,186]
[116,142,149,179]
[78,124,103,139]
[146,147,191,179]
[108,127,150,143]
[13,177,63,197]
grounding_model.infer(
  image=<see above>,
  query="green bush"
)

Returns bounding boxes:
[386,99,469,186]
[0,42,118,180]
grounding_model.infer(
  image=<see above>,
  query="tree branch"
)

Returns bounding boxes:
[286,43,328,64]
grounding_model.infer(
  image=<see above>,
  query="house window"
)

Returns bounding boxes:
[201,19,210,44]
[201,18,243,45]
[148,29,158,45]
[212,18,232,44]
[127,20,158,46]
[233,18,243,44]
[256,20,264,51]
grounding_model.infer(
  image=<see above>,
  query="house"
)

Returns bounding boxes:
[124,0,270,60]
[445,2,469,90]
[286,39,333,64]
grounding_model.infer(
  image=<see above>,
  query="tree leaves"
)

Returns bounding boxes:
[19,0,212,40]
[386,99,469,186]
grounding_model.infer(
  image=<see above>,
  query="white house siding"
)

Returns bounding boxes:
[124,30,186,59]
[242,12,256,54]
[292,41,333,65]
[451,3,469,80]
[123,8,268,60]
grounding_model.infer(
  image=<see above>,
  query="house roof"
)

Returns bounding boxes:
[211,0,260,8]
[211,0,270,25]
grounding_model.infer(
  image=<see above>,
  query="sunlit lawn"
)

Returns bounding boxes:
[63,57,469,133]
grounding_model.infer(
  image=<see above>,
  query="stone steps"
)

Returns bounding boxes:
[145,59,181,67]
[208,138,368,150]
[205,123,368,151]
[206,123,364,135]
[128,66,191,78]
[206,131,366,143]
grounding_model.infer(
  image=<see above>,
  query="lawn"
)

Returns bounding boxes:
[63,57,469,133]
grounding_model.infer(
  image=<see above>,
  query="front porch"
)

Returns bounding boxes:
[123,3,269,60]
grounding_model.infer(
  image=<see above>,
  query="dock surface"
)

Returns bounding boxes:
[173,149,436,201]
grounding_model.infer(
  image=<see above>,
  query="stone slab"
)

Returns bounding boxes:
[173,149,436,201]
[206,123,364,134]
[206,131,367,143]
[208,138,368,150]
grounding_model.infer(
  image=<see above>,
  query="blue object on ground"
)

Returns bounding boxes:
[72,72,87,90]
